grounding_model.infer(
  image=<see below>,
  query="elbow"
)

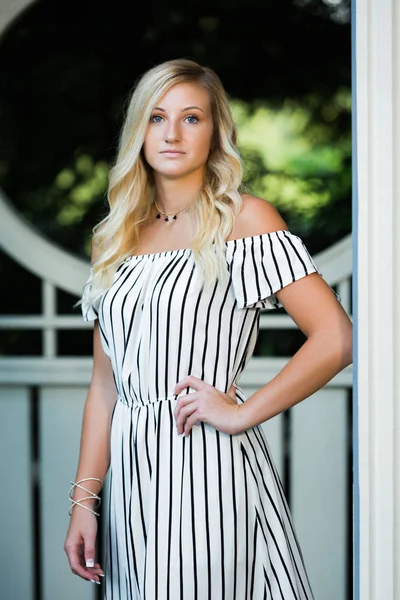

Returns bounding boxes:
[341,337,353,369]
[337,321,353,369]
[311,321,353,370]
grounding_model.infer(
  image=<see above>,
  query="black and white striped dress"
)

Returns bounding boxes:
[81,229,325,600]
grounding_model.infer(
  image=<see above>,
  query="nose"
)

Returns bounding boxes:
[165,119,181,143]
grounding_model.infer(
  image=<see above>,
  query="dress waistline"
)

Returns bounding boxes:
[117,394,181,409]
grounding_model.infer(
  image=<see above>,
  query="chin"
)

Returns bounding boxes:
[157,166,198,179]
[163,170,193,180]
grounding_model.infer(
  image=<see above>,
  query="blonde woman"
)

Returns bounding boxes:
[64,58,352,599]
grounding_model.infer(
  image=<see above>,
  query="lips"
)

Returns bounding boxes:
[160,150,185,154]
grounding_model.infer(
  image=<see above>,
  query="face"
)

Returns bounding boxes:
[142,82,214,180]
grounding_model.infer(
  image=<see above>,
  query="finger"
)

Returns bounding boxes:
[67,547,97,581]
[184,411,201,436]
[89,562,105,578]
[176,403,198,434]
[85,565,103,582]
[173,394,197,420]
[174,375,207,395]
[76,544,103,582]
[174,392,197,421]
[173,376,190,394]
[83,541,103,583]
[84,536,96,569]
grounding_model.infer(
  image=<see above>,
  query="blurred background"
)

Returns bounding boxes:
[0,0,352,599]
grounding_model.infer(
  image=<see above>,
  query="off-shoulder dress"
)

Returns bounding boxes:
[80,230,338,600]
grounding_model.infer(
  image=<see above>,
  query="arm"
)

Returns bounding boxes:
[173,272,352,436]
[64,241,118,584]
[231,193,352,428]
[173,195,352,436]
[71,321,118,504]
[236,271,353,431]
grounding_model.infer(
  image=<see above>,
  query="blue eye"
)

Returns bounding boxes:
[150,115,164,123]
[185,115,199,124]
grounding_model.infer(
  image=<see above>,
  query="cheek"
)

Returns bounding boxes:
[192,129,213,158]
[142,135,157,163]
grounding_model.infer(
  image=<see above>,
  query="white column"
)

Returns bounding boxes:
[356,0,399,598]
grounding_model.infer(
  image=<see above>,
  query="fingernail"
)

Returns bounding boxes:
[99,573,105,577]
[90,579,101,585]
[86,559,95,567]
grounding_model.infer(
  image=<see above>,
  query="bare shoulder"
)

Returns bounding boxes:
[229,193,288,240]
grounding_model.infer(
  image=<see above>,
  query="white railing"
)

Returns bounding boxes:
[0,204,353,600]
[0,362,352,600]
[0,206,353,600]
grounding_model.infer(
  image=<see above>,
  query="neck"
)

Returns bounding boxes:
[152,171,204,214]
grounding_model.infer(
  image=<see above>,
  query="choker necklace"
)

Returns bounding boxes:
[154,197,197,222]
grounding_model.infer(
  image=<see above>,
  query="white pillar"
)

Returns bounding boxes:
[356,0,400,598]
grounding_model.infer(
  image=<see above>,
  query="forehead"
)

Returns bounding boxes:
[155,82,211,110]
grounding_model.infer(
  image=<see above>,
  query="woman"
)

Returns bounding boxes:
[64,58,352,599]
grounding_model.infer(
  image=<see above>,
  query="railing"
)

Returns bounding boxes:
[0,357,352,600]
[0,187,353,599]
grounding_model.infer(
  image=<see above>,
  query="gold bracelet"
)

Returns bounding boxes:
[68,477,103,517]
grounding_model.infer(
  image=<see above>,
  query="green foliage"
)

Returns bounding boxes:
[234,89,351,244]
[55,156,109,226]
[0,0,351,259]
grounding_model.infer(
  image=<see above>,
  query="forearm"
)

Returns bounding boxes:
[72,383,117,505]
[237,330,352,432]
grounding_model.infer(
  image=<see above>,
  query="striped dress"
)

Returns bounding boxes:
[81,229,326,600]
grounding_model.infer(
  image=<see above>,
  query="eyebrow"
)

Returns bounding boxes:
[152,105,205,113]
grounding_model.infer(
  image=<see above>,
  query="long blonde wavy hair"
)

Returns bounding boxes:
[82,58,244,308]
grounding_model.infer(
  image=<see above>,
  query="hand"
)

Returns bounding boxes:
[173,375,242,436]
[64,509,104,584]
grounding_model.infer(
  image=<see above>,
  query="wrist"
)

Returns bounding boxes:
[69,500,99,518]
[68,477,103,518]
[72,480,102,501]
[233,403,251,434]
[72,494,97,508]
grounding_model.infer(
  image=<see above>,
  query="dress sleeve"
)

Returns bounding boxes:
[227,229,340,310]
[81,267,100,322]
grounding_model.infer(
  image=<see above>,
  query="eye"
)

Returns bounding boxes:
[150,114,164,123]
[184,115,199,124]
